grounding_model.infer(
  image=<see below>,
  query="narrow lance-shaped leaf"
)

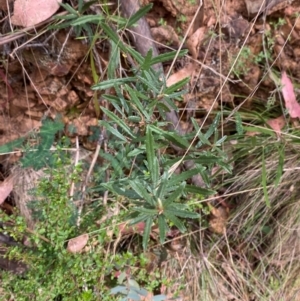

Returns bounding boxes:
[129,214,149,226]
[127,4,153,27]
[150,50,188,65]
[71,15,104,26]
[163,182,185,208]
[164,207,199,219]
[101,107,136,138]
[146,127,159,186]
[141,49,153,71]
[205,112,220,139]
[129,180,154,206]
[92,77,135,90]
[100,22,143,63]
[99,121,127,142]
[142,217,153,250]
[158,215,168,244]
[164,212,186,233]
[185,184,215,196]
[168,169,201,187]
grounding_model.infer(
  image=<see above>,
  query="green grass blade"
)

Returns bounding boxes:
[275,144,284,187]
[262,148,270,207]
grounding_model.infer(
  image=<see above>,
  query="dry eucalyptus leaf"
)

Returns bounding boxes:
[186,26,207,59]
[166,63,195,87]
[0,176,13,205]
[11,0,62,27]
[281,71,300,118]
[267,115,285,136]
[67,233,89,253]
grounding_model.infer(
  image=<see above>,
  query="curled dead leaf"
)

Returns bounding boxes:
[67,233,89,253]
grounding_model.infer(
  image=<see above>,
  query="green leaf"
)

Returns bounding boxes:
[235,112,244,135]
[99,121,127,142]
[155,175,169,199]
[164,77,190,95]
[100,22,143,63]
[101,107,136,138]
[92,77,135,90]
[192,155,222,165]
[132,207,158,215]
[59,2,77,14]
[261,148,270,207]
[0,137,25,154]
[163,132,189,148]
[71,15,103,26]
[100,152,123,177]
[129,180,154,206]
[163,212,186,232]
[164,207,199,219]
[142,217,153,250]
[108,40,121,79]
[81,0,98,13]
[126,85,151,120]
[127,4,153,27]
[158,215,168,244]
[243,126,275,136]
[205,112,220,140]
[150,50,188,65]
[185,185,215,196]
[141,49,153,71]
[168,169,201,187]
[163,182,185,207]
[129,214,149,225]
[137,74,160,94]
[146,127,159,186]
[274,144,284,187]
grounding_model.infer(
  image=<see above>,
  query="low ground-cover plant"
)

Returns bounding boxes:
[0,4,233,300]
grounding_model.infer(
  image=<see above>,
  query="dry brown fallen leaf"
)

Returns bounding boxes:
[209,205,229,234]
[0,175,14,205]
[67,233,89,253]
[11,0,62,27]
[186,26,207,60]
[267,115,285,137]
[281,71,300,118]
[166,63,195,87]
